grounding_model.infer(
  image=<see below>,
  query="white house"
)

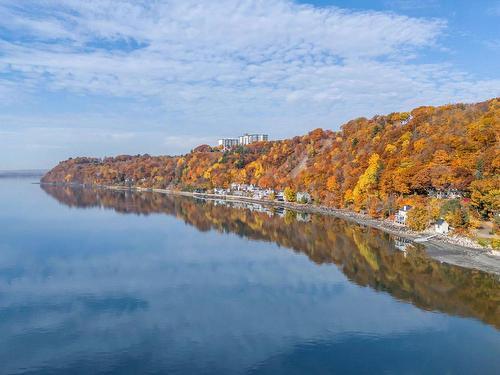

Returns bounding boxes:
[296,212,311,222]
[395,205,412,225]
[394,235,412,252]
[427,189,465,199]
[434,219,449,234]
[296,192,312,203]
[214,188,229,195]
[252,188,274,200]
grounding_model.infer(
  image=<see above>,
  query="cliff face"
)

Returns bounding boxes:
[42,98,499,217]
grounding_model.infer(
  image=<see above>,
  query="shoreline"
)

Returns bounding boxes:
[43,182,500,276]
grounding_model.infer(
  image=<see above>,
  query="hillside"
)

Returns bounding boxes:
[42,98,500,231]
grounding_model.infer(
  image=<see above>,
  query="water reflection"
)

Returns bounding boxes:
[41,184,500,330]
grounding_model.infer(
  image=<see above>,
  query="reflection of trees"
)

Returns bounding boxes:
[42,185,500,329]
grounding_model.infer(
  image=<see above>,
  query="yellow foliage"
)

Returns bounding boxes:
[326,176,338,192]
[284,187,296,202]
[385,144,397,154]
[413,139,426,153]
[399,131,411,144]
[352,154,381,208]
[247,161,264,179]
[344,189,353,205]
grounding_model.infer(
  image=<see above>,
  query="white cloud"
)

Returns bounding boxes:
[0,0,498,167]
[0,1,447,100]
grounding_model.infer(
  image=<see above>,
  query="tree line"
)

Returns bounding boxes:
[42,98,499,234]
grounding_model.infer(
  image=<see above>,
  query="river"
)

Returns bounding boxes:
[0,178,499,374]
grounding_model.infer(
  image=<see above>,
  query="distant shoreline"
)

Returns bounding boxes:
[0,170,47,178]
[41,182,500,275]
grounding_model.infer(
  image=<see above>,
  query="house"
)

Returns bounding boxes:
[296,192,312,204]
[427,189,465,199]
[253,191,265,200]
[214,188,229,195]
[448,189,465,199]
[434,219,449,234]
[253,189,274,200]
[296,212,311,222]
[275,192,285,201]
[274,207,286,217]
[394,236,412,252]
[395,205,412,225]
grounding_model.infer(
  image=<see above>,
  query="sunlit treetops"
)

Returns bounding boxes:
[43,98,500,221]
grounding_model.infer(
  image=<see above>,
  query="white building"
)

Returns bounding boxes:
[296,192,312,203]
[239,133,268,145]
[427,189,465,199]
[434,219,449,234]
[213,188,230,195]
[395,205,412,225]
[218,134,268,149]
[297,212,311,222]
[218,138,239,149]
[394,235,412,252]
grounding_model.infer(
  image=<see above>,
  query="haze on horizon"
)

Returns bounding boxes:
[1,0,499,170]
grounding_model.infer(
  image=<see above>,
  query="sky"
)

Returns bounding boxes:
[0,0,499,169]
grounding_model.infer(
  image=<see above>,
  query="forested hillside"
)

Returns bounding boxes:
[43,98,499,228]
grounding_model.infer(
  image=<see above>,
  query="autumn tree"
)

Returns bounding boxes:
[352,153,381,210]
[284,187,296,202]
[470,178,500,218]
[41,98,499,234]
[406,207,431,231]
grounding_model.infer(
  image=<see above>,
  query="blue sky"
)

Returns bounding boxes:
[0,0,499,169]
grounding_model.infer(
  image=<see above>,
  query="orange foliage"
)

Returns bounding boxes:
[43,98,500,219]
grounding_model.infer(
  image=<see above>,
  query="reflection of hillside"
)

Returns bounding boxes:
[42,184,500,329]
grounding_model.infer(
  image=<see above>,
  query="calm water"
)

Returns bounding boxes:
[0,178,499,374]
